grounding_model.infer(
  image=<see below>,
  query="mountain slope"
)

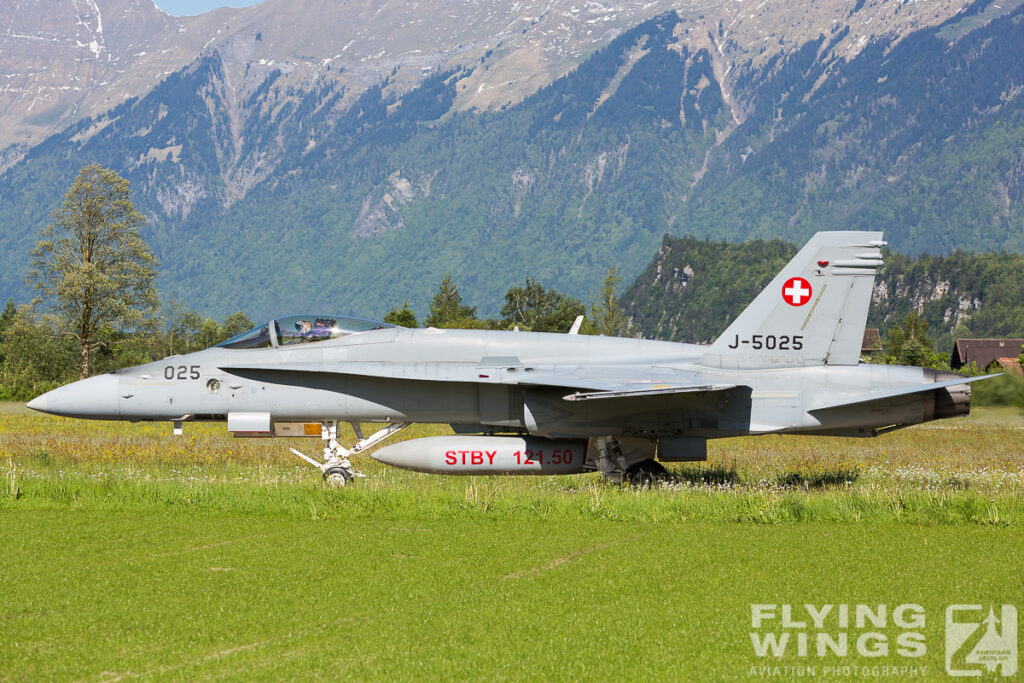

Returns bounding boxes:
[0,0,970,157]
[3,1,1023,321]
[1,13,735,316]
[676,0,1024,255]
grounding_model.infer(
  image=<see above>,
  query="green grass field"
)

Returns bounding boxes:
[2,405,1023,679]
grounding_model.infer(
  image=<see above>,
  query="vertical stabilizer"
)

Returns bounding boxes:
[698,231,884,369]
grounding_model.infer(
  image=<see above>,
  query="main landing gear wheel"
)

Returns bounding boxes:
[625,459,669,487]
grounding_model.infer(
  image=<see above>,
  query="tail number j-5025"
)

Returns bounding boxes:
[727,334,803,350]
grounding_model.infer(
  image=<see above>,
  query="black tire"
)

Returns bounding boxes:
[322,466,352,487]
[625,459,669,487]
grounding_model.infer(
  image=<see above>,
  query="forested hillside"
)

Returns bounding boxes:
[622,235,1024,353]
[676,0,1024,256]
[2,4,1024,320]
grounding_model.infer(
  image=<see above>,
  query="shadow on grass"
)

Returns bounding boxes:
[669,463,742,486]
[944,476,970,491]
[777,467,860,489]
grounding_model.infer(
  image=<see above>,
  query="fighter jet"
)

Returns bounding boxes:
[27,231,989,485]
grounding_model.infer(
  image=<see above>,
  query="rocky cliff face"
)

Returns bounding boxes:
[0,0,212,155]
[0,0,971,161]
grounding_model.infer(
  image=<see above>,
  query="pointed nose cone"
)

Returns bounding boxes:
[26,373,121,419]
[26,394,48,412]
[372,440,424,471]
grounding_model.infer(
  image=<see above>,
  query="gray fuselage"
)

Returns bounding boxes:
[37,326,963,440]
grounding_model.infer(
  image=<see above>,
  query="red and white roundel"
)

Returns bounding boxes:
[782,277,812,306]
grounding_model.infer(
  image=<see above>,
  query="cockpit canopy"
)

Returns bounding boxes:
[217,315,394,350]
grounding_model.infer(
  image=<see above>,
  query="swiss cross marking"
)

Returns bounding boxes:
[782,277,812,306]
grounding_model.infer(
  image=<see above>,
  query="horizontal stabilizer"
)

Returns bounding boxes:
[808,375,997,413]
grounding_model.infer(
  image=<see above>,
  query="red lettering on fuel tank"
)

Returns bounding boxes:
[486,450,496,465]
[445,451,457,465]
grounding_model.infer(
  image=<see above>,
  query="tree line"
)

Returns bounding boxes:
[0,272,628,402]
[2,163,1021,407]
[385,271,628,335]
[0,164,630,401]
[0,297,257,400]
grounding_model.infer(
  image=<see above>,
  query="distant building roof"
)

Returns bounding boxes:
[950,338,1024,370]
[861,328,882,353]
[991,358,1024,376]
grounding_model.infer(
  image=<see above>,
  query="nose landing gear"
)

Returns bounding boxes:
[322,466,353,486]
[290,421,411,486]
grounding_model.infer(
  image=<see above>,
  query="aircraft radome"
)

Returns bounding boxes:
[28,232,993,486]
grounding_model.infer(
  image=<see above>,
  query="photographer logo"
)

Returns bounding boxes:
[945,605,1017,677]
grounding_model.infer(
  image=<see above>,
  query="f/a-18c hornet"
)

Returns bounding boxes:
[28,232,991,485]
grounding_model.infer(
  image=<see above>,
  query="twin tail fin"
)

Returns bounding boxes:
[698,231,885,370]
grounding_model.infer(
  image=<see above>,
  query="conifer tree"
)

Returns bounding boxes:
[589,266,630,336]
[424,273,479,328]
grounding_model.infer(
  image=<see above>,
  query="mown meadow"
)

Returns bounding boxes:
[2,404,1022,679]
[3,404,1023,524]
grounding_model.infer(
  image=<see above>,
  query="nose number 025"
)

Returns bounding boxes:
[164,365,201,380]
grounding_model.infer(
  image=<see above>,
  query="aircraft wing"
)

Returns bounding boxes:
[220,361,551,385]
[558,384,737,401]
[219,360,732,397]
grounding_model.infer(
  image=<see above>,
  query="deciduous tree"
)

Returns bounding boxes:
[500,278,590,333]
[0,298,15,365]
[221,312,255,339]
[0,305,77,400]
[383,301,419,328]
[884,312,948,369]
[27,164,158,378]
